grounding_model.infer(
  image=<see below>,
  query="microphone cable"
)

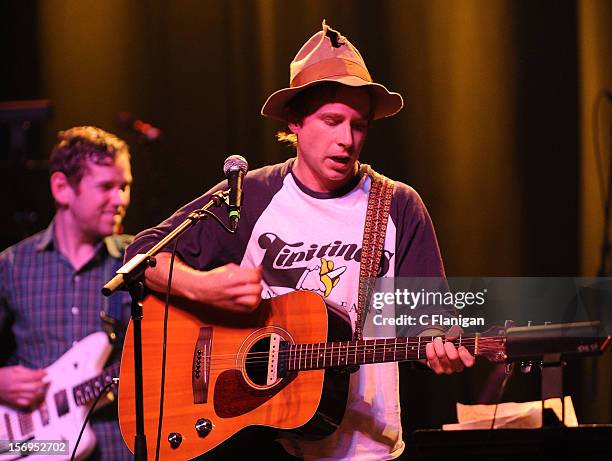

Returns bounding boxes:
[70,378,119,461]
[154,238,180,461]
[488,363,514,431]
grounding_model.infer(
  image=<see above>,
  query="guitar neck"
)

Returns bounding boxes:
[283,335,505,371]
[72,362,120,406]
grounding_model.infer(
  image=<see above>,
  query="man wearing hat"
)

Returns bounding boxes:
[127,21,473,460]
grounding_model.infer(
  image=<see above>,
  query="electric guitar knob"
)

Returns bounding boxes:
[195,418,213,437]
[168,432,182,448]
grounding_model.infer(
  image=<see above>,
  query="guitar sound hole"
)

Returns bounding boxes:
[244,336,271,386]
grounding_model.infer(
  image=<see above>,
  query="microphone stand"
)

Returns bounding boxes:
[102,189,230,461]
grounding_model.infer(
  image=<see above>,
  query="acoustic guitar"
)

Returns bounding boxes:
[117,290,514,460]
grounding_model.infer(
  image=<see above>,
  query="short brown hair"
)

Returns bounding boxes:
[49,126,130,186]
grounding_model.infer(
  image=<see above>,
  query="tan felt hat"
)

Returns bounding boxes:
[261,20,404,121]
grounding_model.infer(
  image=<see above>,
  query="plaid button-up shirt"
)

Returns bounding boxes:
[0,221,133,460]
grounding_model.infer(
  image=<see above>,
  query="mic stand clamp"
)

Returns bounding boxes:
[101,189,229,461]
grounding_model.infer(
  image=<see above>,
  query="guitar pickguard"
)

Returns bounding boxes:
[213,369,296,418]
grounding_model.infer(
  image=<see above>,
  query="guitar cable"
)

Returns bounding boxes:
[151,196,236,460]
[154,238,180,461]
[488,363,514,431]
[70,378,118,461]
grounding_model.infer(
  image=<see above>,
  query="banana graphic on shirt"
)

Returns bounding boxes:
[319,258,347,297]
[296,258,347,297]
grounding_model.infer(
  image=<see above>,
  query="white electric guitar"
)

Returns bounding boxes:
[0,332,119,460]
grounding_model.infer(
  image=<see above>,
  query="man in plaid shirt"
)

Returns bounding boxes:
[0,126,133,459]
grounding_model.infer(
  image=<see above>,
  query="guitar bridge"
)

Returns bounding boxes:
[266,333,281,385]
[192,327,212,404]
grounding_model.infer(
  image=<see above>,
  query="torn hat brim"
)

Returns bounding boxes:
[261,75,404,122]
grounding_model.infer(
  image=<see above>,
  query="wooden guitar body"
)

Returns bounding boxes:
[118,291,352,460]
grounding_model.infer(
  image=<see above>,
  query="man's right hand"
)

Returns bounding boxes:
[0,365,47,409]
[195,263,263,313]
[144,253,263,313]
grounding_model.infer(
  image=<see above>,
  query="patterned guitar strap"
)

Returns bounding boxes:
[354,166,395,341]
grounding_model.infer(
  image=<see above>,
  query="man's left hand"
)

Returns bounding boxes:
[425,336,475,374]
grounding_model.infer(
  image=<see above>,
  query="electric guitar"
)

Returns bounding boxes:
[0,332,119,461]
[117,291,515,460]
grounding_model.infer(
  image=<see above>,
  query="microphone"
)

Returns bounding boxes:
[223,155,248,231]
[116,112,162,142]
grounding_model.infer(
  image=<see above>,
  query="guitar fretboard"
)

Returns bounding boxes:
[72,362,120,406]
[281,335,504,371]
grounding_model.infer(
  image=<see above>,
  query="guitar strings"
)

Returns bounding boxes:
[200,345,506,372]
[198,339,505,361]
[198,337,505,358]
[203,345,507,372]
[197,337,505,360]
[196,339,506,371]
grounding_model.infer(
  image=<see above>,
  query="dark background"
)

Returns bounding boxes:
[1,1,610,459]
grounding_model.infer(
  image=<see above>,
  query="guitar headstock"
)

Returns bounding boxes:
[475,325,508,363]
